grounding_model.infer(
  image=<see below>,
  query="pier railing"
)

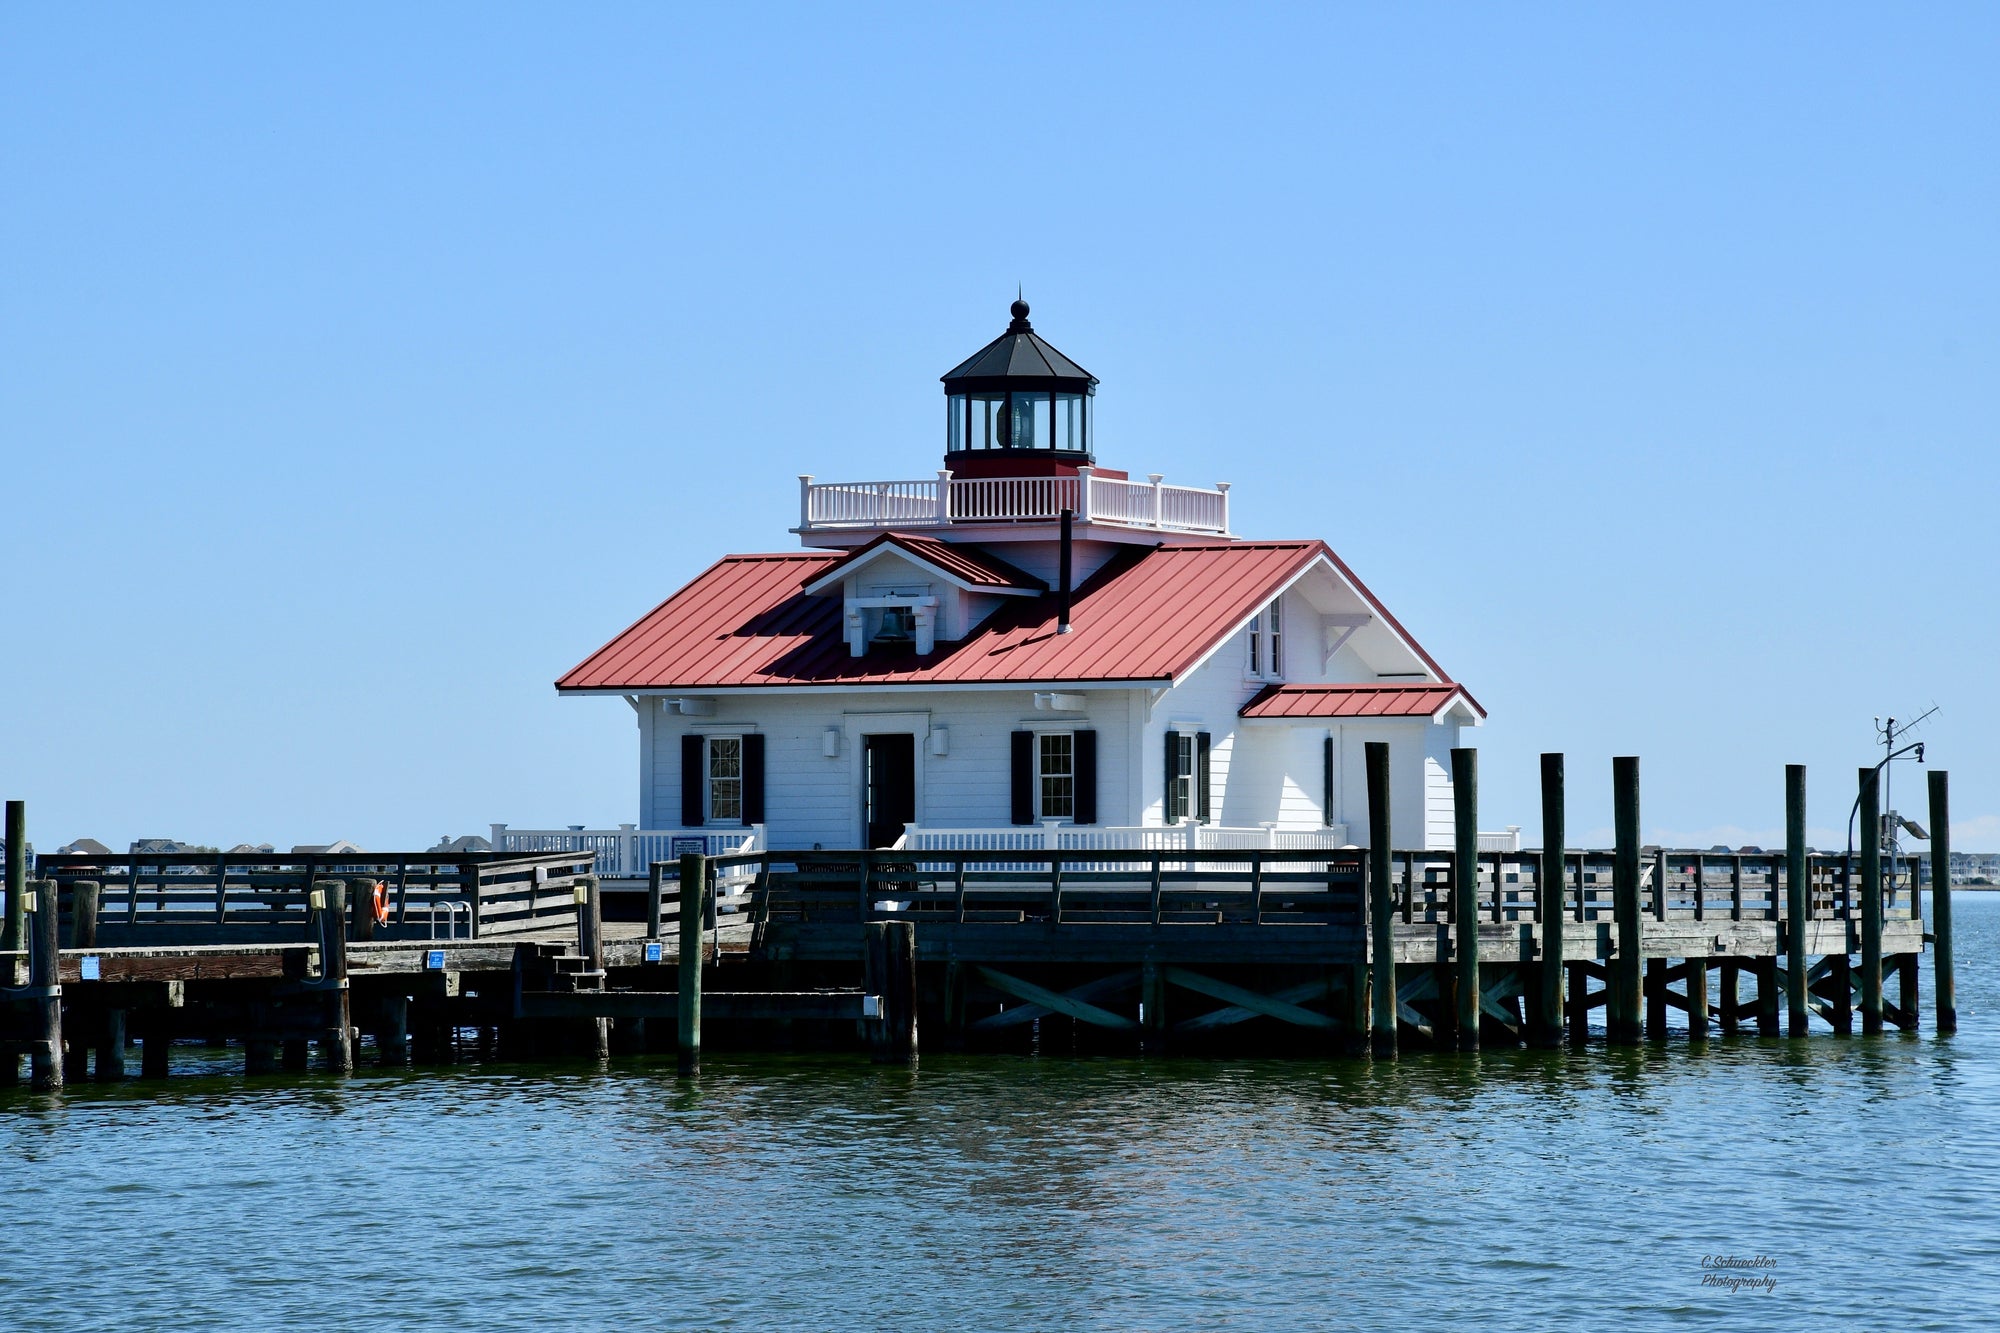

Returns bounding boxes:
[722,847,1926,931]
[32,850,596,944]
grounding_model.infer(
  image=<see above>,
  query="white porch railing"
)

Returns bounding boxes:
[895,821,1352,852]
[490,824,764,878]
[797,469,1230,537]
[1478,827,1524,852]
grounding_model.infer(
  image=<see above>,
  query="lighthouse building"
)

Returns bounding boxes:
[537,301,1484,870]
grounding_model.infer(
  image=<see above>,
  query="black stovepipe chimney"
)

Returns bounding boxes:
[1057,508,1073,635]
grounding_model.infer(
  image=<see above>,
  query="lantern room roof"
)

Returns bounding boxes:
[940,299,1098,394]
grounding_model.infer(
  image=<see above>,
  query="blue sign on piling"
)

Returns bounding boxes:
[644,941,663,963]
[425,949,446,970]
[80,956,101,981]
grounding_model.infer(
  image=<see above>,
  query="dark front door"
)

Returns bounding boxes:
[863,733,916,848]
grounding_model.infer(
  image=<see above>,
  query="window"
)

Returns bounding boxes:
[1038,732,1074,820]
[1167,732,1194,822]
[707,736,743,824]
[1164,729,1210,824]
[1248,599,1283,679]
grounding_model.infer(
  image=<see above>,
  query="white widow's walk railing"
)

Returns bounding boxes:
[797,468,1231,536]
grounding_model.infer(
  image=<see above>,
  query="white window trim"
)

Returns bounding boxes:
[1035,730,1078,823]
[703,734,747,827]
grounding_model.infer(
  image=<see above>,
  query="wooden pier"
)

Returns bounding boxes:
[0,754,1955,1087]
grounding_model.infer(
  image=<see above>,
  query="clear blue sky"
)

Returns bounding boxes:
[3,5,1994,853]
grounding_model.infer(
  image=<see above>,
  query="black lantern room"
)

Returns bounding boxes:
[941,299,1098,477]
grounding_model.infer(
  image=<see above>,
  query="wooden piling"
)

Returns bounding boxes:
[1754,957,1779,1034]
[867,919,917,1064]
[1609,758,1642,1044]
[1858,767,1884,1035]
[1140,960,1167,1053]
[1646,959,1667,1039]
[378,996,410,1065]
[245,1034,280,1075]
[1719,961,1739,1035]
[2,800,24,955]
[1534,753,1565,1048]
[576,874,609,1060]
[1929,770,1955,1034]
[1365,741,1396,1058]
[1566,961,1589,1044]
[315,880,354,1073]
[677,852,705,1075]
[1785,765,1809,1036]
[140,1016,171,1078]
[349,878,377,942]
[70,881,100,949]
[646,860,666,940]
[1687,956,1709,1041]
[96,1008,126,1081]
[29,880,63,1090]
[1450,747,1479,1051]
[1829,954,1853,1034]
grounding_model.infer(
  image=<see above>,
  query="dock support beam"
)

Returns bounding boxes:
[1610,757,1642,1045]
[1859,767,1883,1035]
[1451,747,1479,1051]
[677,852,704,1075]
[28,880,63,1090]
[1785,764,1809,1036]
[1365,741,1396,1058]
[1929,770,1954,1033]
[1534,753,1565,1048]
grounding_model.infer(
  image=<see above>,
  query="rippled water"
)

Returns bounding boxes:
[3,896,1997,1330]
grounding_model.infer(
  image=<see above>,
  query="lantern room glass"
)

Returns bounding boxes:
[946,390,1094,453]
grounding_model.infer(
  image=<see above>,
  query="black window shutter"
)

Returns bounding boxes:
[742,733,766,825]
[1074,730,1097,825]
[681,734,705,827]
[1164,731,1181,823]
[1323,736,1335,826]
[1010,731,1034,825]
[1196,732,1212,822]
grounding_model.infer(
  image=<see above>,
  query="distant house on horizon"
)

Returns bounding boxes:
[428,834,492,855]
[290,840,365,857]
[57,838,112,856]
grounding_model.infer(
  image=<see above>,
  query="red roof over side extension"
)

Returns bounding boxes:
[804,531,1045,593]
[1239,682,1486,720]
[557,541,1334,691]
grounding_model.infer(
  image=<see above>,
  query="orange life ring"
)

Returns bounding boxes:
[371,880,390,925]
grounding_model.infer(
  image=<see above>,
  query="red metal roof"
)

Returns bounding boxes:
[1239,683,1485,720]
[557,540,1337,692]
[804,531,1044,593]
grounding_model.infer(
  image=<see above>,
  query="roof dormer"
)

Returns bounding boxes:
[802,532,1045,657]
